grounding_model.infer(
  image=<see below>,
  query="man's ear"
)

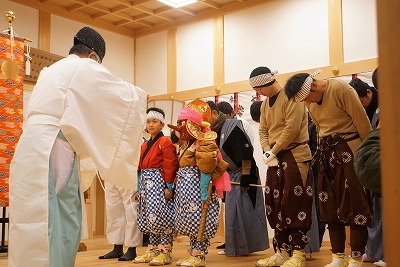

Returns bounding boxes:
[88,51,101,63]
[310,81,318,91]
[367,88,373,97]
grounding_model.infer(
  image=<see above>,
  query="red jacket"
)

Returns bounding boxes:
[138,136,178,183]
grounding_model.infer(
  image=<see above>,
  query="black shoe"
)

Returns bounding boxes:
[142,233,150,246]
[118,249,137,261]
[99,250,124,259]
[216,243,225,249]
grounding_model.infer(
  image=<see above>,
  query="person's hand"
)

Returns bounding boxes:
[202,196,211,208]
[133,192,139,202]
[164,188,173,200]
[263,151,279,167]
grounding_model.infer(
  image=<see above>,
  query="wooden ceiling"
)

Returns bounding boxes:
[9,0,270,38]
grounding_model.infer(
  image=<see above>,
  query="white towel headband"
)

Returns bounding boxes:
[294,69,322,102]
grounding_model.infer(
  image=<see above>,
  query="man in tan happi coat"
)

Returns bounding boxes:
[285,70,373,267]
[250,66,313,267]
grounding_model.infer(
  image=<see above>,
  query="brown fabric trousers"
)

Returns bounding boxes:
[265,149,313,250]
[318,133,372,258]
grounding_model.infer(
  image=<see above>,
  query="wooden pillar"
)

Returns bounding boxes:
[167,28,177,94]
[38,11,51,52]
[94,176,105,236]
[376,1,400,266]
[214,16,224,86]
[133,38,137,86]
[327,0,344,65]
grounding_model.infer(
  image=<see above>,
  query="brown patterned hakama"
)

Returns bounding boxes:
[317,133,372,226]
[265,149,313,250]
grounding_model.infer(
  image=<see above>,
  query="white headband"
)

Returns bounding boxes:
[147,110,164,122]
[249,70,278,88]
[294,69,322,102]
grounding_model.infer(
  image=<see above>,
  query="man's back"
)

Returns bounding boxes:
[27,54,116,119]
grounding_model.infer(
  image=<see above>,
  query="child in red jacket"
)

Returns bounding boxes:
[134,107,179,265]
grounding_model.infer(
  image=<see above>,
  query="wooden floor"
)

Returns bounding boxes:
[0,235,377,267]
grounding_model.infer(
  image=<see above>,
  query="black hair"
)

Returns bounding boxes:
[250,101,263,122]
[349,78,371,97]
[74,27,106,61]
[217,101,233,115]
[284,73,310,100]
[170,130,180,144]
[69,44,94,57]
[206,100,219,112]
[372,67,378,90]
[146,107,165,118]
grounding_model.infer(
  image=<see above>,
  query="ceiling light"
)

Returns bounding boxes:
[158,0,197,8]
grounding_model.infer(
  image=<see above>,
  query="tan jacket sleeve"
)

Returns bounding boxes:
[258,99,271,152]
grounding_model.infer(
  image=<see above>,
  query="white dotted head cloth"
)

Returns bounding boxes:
[147,110,164,122]
[294,69,322,102]
[249,70,278,88]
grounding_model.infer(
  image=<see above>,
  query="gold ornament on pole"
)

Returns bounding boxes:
[2,11,19,80]
[332,66,340,76]
[5,11,15,29]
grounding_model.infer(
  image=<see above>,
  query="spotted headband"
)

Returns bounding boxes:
[249,70,278,88]
[294,69,322,102]
[147,110,164,122]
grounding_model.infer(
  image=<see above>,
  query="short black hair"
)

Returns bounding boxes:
[217,101,233,115]
[146,107,165,118]
[250,101,263,122]
[74,26,106,61]
[206,100,219,112]
[69,44,94,57]
[349,78,371,97]
[372,67,378,90]
[284,73,310,100]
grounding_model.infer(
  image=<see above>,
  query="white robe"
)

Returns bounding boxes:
[8,54,147,267]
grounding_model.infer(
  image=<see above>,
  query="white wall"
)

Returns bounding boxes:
[224,0,329,83]
[177,19,214,92]
[136,31,168,96]
[135,0,378,92]
[1,1,39,48]
[342,0,378,63]
[2,1,135,83]
[50,16,134,84]
[136,19,215,94]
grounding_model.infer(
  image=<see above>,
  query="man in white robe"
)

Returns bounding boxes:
[8,27,147,267]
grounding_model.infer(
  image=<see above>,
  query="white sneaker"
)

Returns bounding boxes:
[181,256,206,267]
[175,256,190,266]
[281,250,306,267]
[255,250,290,266]
[218,250,226,255]
[150,251,172,266]
[362,253,378,262]
[325,253,348,267]
[373,260,387,267]
[348,258,362,267]
[134,249,160,263]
